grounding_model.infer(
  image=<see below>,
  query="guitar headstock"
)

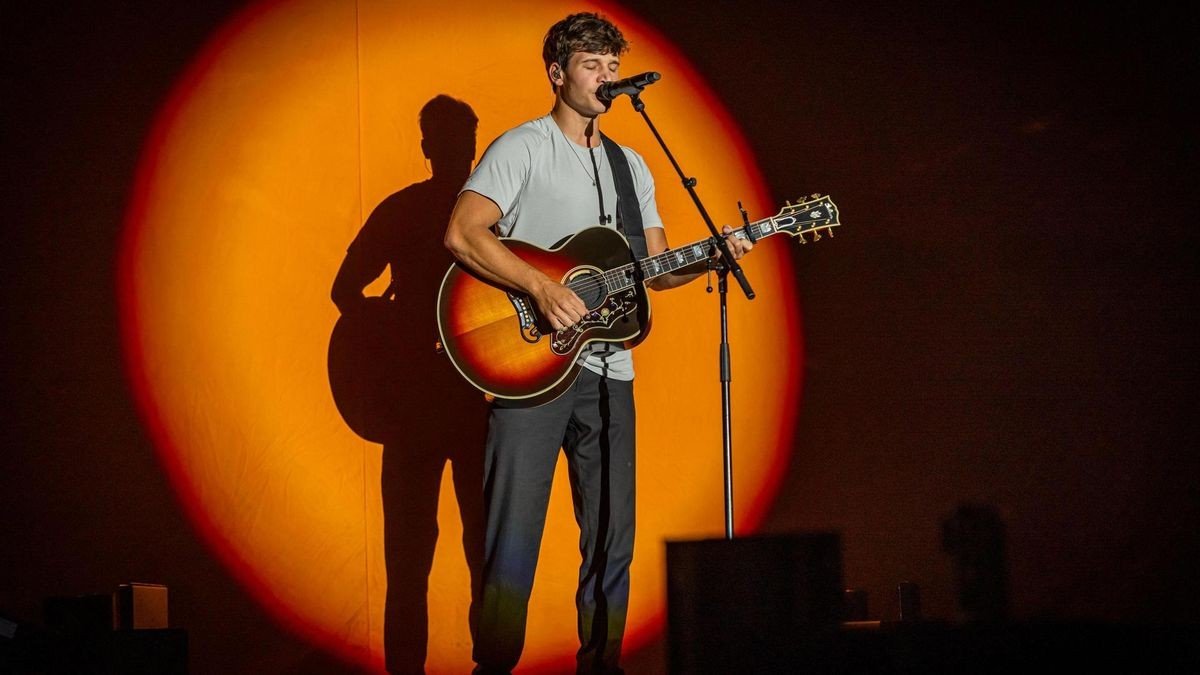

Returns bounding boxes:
[771,194,840,243]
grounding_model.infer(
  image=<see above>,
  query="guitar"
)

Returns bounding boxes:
[436,195,840,405]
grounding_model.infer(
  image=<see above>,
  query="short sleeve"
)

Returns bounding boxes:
[461,126,539,217]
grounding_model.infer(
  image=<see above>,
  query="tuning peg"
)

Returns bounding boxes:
[785,199,792,207]
[797,233,807,244]
[811,193,821,199]
[827,227,834,238]
[812,230,821,242]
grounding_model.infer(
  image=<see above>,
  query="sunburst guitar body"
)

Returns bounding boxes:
[436,195,840,406]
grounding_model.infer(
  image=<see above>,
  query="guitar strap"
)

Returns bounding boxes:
[599,133,648,261]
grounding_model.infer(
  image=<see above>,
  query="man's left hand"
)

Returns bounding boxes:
[719,224,753,260]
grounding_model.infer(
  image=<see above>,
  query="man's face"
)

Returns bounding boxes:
[557,50,620,117]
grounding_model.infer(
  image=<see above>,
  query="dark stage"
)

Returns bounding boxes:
[2,1,1196,672]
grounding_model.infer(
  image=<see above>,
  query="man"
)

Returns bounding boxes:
[443,13,752,674]
[332,95,485,675]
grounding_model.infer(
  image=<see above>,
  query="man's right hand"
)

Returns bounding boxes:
[531,278,587,332]
[445,191,587,331]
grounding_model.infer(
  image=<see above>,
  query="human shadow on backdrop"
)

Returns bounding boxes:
[329,95,486,674]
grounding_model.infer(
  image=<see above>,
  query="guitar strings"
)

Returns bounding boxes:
[548,208,832,321]
[560,225,762,297]
[553,207,833,298]
[561,245,706,297]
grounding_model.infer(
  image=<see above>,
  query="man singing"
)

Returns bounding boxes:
[444,12,752,674]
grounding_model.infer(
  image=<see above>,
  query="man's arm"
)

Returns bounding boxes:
[643,225,753,291]
[444,190,588,331]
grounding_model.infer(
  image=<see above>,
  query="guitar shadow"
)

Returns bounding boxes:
[328,95,485,674]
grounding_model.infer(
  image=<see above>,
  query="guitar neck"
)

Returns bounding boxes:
[577,195,838,294]
[604,216,780,292]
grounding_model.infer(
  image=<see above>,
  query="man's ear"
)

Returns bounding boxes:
[549,64,562,84]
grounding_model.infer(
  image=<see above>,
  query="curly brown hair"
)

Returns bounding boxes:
[541,12,629,89]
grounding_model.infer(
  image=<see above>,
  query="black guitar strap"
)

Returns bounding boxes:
[600,133,648,261]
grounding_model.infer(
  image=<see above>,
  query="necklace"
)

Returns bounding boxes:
[553,117,610,225]
[557,122,602,186]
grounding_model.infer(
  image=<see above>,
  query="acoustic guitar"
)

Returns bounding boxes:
[436,195,840,405]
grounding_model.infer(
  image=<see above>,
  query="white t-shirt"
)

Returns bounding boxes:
[462,115,665,380]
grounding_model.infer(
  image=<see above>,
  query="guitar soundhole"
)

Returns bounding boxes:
[550,268,638,356]
[568,269,608,309]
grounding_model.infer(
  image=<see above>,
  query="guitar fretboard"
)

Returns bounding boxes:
[561,195,837,299]
[585,217,779,295]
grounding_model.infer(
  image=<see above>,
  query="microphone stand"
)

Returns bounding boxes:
[622,91,755,540]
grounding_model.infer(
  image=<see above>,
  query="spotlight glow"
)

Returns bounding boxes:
[119,1,802,671]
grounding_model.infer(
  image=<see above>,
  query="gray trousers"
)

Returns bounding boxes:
[473,368,635,675]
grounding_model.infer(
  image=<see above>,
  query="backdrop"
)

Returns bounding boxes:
[117,1,799,670]
[3,1,1195,673]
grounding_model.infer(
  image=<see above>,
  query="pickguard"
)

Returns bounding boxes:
[550,288,639,355]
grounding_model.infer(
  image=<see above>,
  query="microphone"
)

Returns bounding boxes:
[596,71,661,102]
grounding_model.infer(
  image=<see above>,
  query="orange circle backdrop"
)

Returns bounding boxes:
[119,0,803,671]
